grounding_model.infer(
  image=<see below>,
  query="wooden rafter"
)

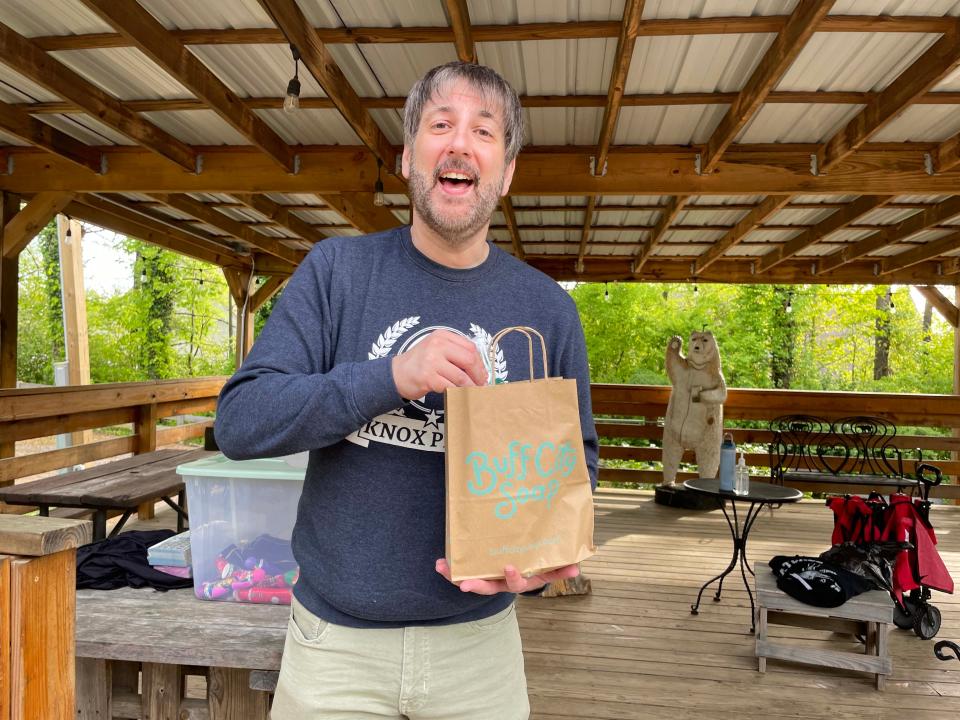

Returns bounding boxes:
[94,194,247,249]
[756,195,890,272]
[881,229,960,274]
[444,0,476,63]
[818,195,960,274]
[694,196,793,274]
[499,197,525,260]
[15,90,960,115]
[232,194,327,244]
[259,0,398,174]
[2,192,75,258]
[250,276,288,313]
[930,129,960,175]
[595,1,644,174]
[630,195,689,275]
[0,21,197,173]
[816,19,960,173]
[6,147,960,195]
[316,193,400,235]
[67,196,251,270]
[0,100,103,174]
[915,285,960,328]
[577,196,599,266]
[77,0,297,174]
[150,194,302,266]
[29,15,957,51]
[699,1,834,174]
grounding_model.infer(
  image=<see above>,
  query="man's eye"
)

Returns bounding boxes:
[432,122,450,130]
[477,128,493,137]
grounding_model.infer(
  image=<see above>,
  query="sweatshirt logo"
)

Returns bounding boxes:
[345,318,507,452]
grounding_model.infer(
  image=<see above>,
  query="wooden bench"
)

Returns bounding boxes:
[0,448,209,541]
[755,565,895,690]
[75,586,287,719]
[768,415,934,495]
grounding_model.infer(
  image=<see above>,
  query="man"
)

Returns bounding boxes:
[214,61,598,719]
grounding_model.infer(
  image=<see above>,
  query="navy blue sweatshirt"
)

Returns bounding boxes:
[214,226,597,628]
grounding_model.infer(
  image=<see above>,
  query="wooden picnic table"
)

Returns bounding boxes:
[76,586,286,719]
[0,448,210,541]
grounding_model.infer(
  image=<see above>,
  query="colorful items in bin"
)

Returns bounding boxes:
[198,533,299,604]
[146,530,192,568]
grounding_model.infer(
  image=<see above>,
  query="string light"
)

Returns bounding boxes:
[693,284,699,295]
[283,45,301,114]
[65,215,72,239]
[373,157,385,207]
[785,297,792,313]
[604,282,610,301]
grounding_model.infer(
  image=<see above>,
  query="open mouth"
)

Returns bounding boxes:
[436,169,477,195]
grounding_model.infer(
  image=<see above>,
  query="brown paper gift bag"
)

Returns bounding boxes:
[444,326,596,582]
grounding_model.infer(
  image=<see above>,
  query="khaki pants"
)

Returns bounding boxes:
[270,596,529,719]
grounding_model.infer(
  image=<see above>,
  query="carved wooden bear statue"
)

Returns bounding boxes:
[662,331,727,486]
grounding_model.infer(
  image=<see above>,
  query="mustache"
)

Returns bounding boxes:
[433,158,479,182]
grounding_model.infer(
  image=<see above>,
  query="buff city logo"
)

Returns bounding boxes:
[466,440,577,520]
[345,318,507,453]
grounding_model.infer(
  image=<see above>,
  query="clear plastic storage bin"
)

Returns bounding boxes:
[176,453,306,604]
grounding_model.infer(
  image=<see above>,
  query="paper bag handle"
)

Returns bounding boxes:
[487,326,549,382]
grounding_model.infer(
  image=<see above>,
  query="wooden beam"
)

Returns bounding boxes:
[0,21,197,173]
[499,197,525,260]
[151,194,302,266]
[699,1,834,174]
[259,0,398,173]
[250,276,287,313]
[2,192,75,259]
[818,195,960,273]
[881,229,960,274]
[444,0,476,63]
[28,16,957,51]
[15,90,960,115]
[223,269,255,366]
[316,193,400,234]
[77,0,297,173]
[232,194,327,243]
[930,129,960,175]
[694,196,793,273]
[57,217,93,446]
[0,193,19,410]
[7,146,960,195]
[576,196,598,266]
[66,196,249,270]
[595,1,644,174]
[915,285,960,328]
[817,20,960,173]
[756,195,890,272]
[631,195,688,274]
[0,101,103,174]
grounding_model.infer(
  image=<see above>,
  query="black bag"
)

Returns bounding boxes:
[76,529,193,591]
[769,555,874,608]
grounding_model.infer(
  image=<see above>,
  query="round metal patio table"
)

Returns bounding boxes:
[683,477,802,633]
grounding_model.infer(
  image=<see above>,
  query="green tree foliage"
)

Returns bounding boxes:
[572,282,954,394]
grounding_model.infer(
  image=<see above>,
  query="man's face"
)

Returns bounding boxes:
[402,79,516,245]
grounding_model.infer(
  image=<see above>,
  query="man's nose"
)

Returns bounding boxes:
[445,125,472,156]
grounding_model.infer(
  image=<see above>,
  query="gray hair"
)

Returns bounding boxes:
[403,62,525,164]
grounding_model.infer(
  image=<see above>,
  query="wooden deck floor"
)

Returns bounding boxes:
[124,488,960,718]
[517,489,960,719]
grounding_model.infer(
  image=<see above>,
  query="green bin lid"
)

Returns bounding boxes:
[176,453,306,481]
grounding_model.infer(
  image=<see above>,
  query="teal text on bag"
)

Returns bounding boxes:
[464,440,576,520]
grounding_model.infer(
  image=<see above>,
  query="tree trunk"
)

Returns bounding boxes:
[874,290,891,381]
[771,286,796,388]
[39,222,64,369]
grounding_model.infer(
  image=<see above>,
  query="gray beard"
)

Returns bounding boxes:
[408,165,503,247]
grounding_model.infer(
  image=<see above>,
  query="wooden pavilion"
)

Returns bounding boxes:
[0,1,959,718]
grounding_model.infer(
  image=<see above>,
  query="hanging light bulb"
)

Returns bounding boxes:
[65,215,72,239]
[283,45,301,114]
[373,157,386,207]
[604,283,610,301]
[693,284,699,295]
[785,297,792,313]
[889,298,896,312]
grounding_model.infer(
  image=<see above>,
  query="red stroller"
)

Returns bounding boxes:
[825,465,953,640]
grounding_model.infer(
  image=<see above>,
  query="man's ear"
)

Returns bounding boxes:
[500,157,517,197]
[401,146,411,180]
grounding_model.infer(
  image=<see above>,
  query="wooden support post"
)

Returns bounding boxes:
[75,657,111,719]
[207,666,269,720]
[954,285,959,502]
[0,192,20,478]
[58,216,92,448]
[223,268,255,368]
[136,403,158,521]
[140,662,182,720]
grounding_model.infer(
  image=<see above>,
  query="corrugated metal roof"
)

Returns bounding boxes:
[254,109,363,145]
[676,207,747,226]
[859,207,923,224]
[615,105,729,145]
[188,45,329,99]
[737,104,861,143]
[768,207,838,225]
[469,0,626,25]
[50,48,193,100]
[790,194,858,204]
[830,0,960,16]
[40,113,130,145]
[871,104,960,142]
[0,0,112,36]
[137,0,274,30]
[140,110,251,145]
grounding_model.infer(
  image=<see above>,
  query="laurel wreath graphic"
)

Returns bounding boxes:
[470,324,508,382]
[369,316,420,359]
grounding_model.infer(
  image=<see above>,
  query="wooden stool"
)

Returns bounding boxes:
[755,565,894,690]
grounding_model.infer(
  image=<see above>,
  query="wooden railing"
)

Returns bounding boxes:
[0,378,225,489]
[593,384,960,499]
[2,379,958,499]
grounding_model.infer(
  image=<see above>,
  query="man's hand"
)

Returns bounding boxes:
[392,330,488,400]
[435,558,580,595]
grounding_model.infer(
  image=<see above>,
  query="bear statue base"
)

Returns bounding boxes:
[654,484,718,511]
